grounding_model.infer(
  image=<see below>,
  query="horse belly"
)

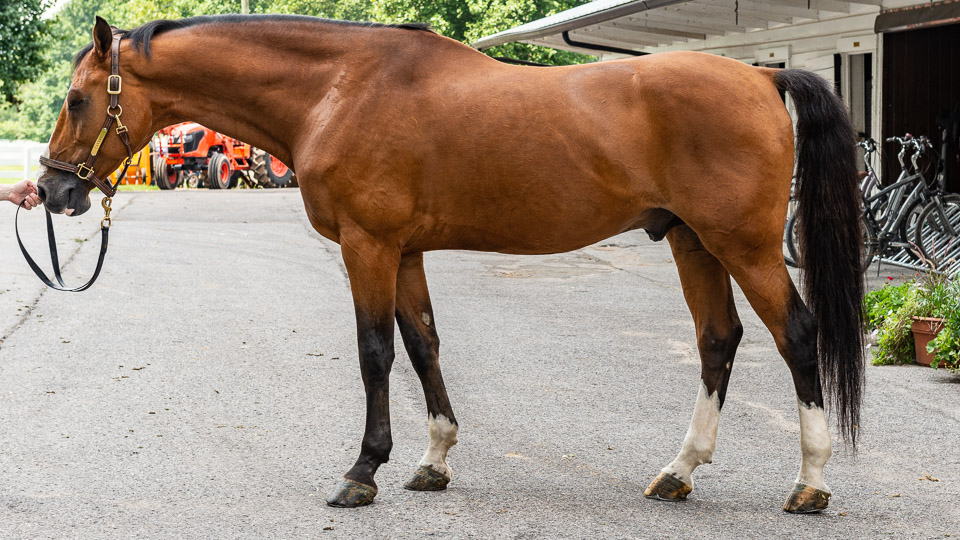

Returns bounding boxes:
[420,181,655,255]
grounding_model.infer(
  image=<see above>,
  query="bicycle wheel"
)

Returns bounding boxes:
[896,198,924,258]
[913,194,960,269]
[861,213,878,272]
[784,212,800,267]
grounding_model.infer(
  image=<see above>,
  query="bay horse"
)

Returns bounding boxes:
[37,15,864,513]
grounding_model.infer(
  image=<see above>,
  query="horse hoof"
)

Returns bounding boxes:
[403,465,451,491]
[326,478,378,508]
[782,483,830,514]
[644,472,692,501]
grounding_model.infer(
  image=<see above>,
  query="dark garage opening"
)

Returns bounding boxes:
[881,21,960,193]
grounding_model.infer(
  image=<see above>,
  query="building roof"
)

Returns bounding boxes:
[472,0,885,57]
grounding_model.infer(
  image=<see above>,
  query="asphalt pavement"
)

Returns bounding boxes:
[0,189,957,539]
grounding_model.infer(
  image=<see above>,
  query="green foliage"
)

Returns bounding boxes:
[868,282,922,366]
[0,0,54,106]
[926,278,960,372]
[864,282,911,330]
[867,274,960,371]
[1,0,595,141]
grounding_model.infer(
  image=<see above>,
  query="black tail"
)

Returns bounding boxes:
[774,69,864,447]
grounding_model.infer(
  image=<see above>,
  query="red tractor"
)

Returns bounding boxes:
[152,122,296,190]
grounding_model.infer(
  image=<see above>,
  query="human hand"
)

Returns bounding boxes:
[9,180,42,210]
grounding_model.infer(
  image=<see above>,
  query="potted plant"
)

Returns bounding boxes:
[864,271,959,371]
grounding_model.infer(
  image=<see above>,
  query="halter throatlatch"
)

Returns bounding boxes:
[20,30,129,292]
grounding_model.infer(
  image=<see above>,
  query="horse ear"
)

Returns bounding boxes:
[92,16,113,57]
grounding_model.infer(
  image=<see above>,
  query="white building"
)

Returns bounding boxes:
[473,0,960,192]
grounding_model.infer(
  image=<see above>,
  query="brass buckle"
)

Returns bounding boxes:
[107,74,122,95]
[77,163,94,180]
[100,196,113,228]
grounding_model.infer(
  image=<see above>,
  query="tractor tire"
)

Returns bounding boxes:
[250,147,294,188]
[153,157,181,190]
[207,152,232,190]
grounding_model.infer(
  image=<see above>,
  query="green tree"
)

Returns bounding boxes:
[0,0,54,105]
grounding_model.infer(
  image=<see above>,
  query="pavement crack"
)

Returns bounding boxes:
[578,250,683,293]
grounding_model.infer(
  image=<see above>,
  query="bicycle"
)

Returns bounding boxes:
[785,134,957,271]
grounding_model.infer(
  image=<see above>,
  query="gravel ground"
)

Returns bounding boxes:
[0,189,957,539]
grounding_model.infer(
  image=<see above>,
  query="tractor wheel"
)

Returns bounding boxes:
[207,152,232,190]
[250,147,294,188]
[153,157,181,190]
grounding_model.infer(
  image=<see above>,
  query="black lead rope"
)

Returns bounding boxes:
[15,197,112,292]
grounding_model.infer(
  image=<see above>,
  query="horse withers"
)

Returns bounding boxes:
[37,15,864,513]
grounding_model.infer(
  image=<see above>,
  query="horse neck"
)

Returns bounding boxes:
[130,22,445,165]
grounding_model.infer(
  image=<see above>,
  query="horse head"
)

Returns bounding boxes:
[38,16,151,216]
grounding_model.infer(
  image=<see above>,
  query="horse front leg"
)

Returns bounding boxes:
[326,234,401,508]
[394,253,459,492]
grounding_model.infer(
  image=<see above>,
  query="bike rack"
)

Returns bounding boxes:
[877,215,960,276]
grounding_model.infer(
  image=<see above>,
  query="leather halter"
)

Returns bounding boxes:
[38,31,133,198]
[17,30,128,292]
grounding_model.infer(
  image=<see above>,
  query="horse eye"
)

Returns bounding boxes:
[67,97,85,110]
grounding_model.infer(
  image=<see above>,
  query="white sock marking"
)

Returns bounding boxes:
[796,401,832,492]
[662,382,721,487]
[419,414,457,479]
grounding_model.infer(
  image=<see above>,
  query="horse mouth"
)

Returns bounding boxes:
[37,175,92,216]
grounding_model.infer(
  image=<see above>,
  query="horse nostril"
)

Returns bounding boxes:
[37,184,47,202]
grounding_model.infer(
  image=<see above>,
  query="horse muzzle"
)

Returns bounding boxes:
[37,173,92,216]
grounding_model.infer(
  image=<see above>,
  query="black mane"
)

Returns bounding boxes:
[74,14,431,70]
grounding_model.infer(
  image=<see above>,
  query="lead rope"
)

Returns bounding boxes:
[15,196,112,292]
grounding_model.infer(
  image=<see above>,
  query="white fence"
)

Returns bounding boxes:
[0,141,47,181]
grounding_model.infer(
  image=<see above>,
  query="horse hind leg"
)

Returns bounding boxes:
[697,225,832,513]
[645,225,743,501]
[395,253,459,492]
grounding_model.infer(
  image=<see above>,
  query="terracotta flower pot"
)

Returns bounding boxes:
[911,317,945,367]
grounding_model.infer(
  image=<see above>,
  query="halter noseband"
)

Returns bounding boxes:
[38,30,133,199]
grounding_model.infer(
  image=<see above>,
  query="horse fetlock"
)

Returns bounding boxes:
[409,414,457,489]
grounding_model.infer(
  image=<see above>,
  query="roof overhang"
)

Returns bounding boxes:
[875,0,960,33]
[473,0,885,57]
[472,0,692,50]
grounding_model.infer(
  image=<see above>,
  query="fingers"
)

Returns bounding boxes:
[17,193,42,210]
[24,193,42,210]
[23,179,38,195]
